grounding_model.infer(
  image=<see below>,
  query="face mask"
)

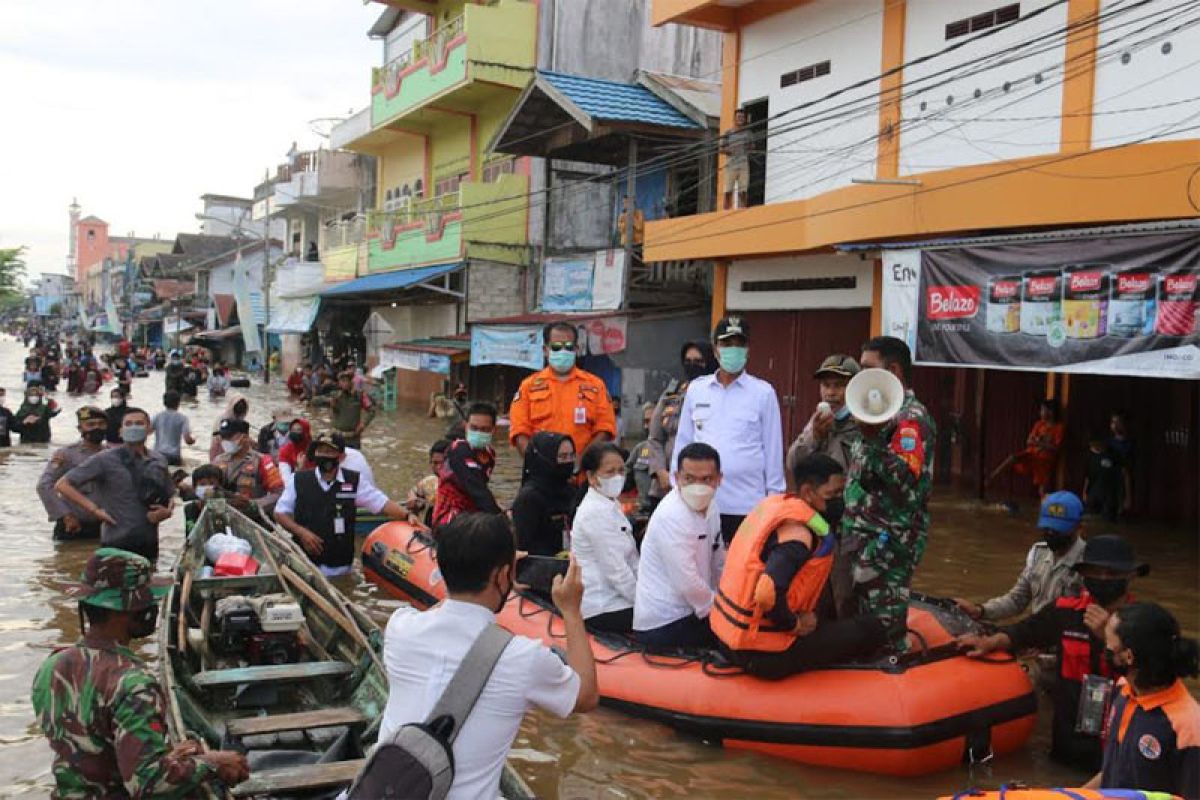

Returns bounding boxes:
[111,396,124,407]
[683,362,708,381]
[83,428,105,444]
[122,424,148,444]
[492,569,512,614]
[834,404,852,421]
[276,422,289,433]
[316,456,340,474]
[680,483,715,512]
[717,346,748,374]
[597,474,625,499]
[822,497,846,529]
[547,350,576,374]
[1084,576,1129,606]
[1042,529,1075,552]
[195,485,213,500]
[288,431,304,444]
[554,462,576,482]
[27,395,42,405]
[220,438,240,455]
[1104,647,1130,677]
[466,430,493,450]
[130,604,158,639]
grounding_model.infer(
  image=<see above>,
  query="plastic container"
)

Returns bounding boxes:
[986,275,1021,333]
[213,552,260,577]
[1155,270,1199,336]
[1020,269,1062,336]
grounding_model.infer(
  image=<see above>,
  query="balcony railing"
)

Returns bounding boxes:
[324,217,366,250]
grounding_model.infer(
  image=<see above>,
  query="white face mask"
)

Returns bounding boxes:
[195,485,212,500]
[680,483,715,512]
[596,474,625,499]
[220,439,240,455]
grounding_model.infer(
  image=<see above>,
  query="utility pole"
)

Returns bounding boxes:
[621,137,638,311]
[262,212,273,384]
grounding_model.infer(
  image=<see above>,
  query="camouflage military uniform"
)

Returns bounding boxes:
[31,548,216,799]
[840,391,936,652]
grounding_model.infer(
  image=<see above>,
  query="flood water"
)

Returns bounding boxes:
[0,334,1195,799]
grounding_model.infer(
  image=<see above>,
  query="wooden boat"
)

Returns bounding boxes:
[159,500,533,799]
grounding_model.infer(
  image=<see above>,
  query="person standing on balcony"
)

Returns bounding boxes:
[508,323,616,460]
[721,109,751,210]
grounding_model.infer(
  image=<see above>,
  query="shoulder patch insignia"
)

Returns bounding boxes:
[1138,734,1161,760]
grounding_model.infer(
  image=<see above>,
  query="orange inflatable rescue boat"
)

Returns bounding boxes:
[363,522,1037,777]
[939,790,1182,799]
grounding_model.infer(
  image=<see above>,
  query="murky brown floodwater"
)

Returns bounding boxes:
[0,334,1195,799]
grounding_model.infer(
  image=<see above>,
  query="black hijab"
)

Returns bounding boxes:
[521,431,575,498]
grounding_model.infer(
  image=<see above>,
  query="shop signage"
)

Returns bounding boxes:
[471,325,544,370]
[884,233,1200,379]
[541,250,626,312]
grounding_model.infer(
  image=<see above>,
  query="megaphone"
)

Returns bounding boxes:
[845,368,904,425]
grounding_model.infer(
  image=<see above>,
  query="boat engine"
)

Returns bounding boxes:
[214,594,306,666]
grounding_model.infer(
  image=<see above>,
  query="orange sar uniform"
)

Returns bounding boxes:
[713,494,886,678]
[508,366,616,456]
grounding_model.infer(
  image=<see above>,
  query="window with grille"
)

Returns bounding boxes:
[780,59,831,89]
[946,4,1019,40]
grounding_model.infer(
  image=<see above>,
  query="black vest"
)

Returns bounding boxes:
[293,468,359,569]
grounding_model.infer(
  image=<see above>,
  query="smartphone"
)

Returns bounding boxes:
[516,555,569,594]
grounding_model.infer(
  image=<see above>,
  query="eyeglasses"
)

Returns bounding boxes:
[547,342,575,352]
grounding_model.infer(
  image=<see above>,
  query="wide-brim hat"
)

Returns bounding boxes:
[68,547,171,611]
[1073,534,1150,577]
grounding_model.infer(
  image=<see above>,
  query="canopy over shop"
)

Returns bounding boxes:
[846,220,1200,524]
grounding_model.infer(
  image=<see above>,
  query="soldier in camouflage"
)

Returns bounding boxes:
[31,548,248,798]
[840,337,936,653]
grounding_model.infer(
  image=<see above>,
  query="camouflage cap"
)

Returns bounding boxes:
[75,405,106,424]
[68,548,172,611]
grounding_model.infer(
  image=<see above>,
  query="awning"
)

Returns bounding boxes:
[321,262,462,301]
[164,318,193,334]
[267,296,320,335]
[193,325,242,341]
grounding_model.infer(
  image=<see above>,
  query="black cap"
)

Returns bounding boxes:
[218,418,250,438]
[1074,535,1150,576]
[713,315,750,342]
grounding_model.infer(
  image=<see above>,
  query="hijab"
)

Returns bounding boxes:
[521,431,575,500]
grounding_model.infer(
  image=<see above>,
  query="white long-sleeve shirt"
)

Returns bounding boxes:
[670,371,785,515]
[633,487,725,632]
[571,487,639,619]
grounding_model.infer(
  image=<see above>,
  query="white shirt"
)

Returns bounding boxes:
[275,467,390,518]
[633,487,725,632]
[571,487,639,619]
[380,600,579,800]
[671,371,785,515]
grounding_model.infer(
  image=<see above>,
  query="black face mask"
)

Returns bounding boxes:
[1042,529,1075,552]
[83,428,106,444]
[493,570,512,614]
[130,604,158,639]
[288,431,304,444]
[1104,647,1130,677]
[683,362,708,381]
[1084,576,1129,606]
[316,457,340,474]
[553,462,576,482]
[822,498,846,529]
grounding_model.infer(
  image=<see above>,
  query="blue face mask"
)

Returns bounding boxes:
[466,430,493,450]
[547,350,576,374]
[834,404,852,421]
[717,346,748,374]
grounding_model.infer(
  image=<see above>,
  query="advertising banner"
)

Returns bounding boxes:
[541,258,593,311]
[911,233,1200,379]
[881,250,921,355]
[579,316,628,356]
[591,250,625,311]
[471,325,544,370]
[419,353,451,375]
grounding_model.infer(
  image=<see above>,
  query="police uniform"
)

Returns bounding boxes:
[38,441,105,540]
[840,390,936,650]
[31,549,219,798]
[508,366,616,457]
[646,378,689,501]
[1101,678,1200,797]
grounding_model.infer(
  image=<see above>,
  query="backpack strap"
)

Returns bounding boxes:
[425,625,513,745]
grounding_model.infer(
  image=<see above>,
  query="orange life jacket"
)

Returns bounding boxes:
[711,494,834,653]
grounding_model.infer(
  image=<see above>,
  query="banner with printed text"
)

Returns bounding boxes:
[909,232,1200,379]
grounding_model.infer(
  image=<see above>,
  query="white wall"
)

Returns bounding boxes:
[383,13,426,64]
[739,0,884,203]
[371,303,457,345]
[899,0,1066,173]
[1092,0,1200,148]
[726,254,874,311]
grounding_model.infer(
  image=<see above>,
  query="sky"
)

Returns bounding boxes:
[0,0,381,281]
